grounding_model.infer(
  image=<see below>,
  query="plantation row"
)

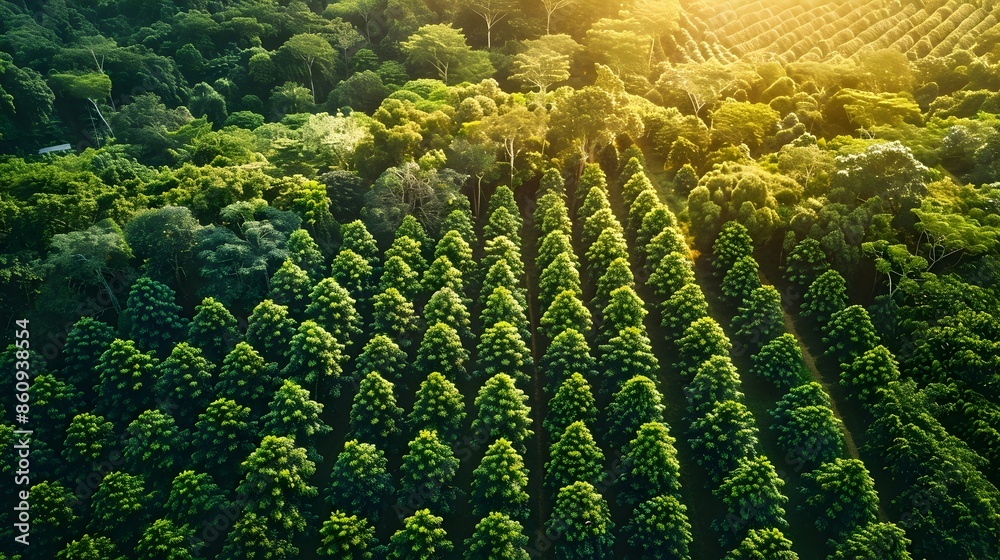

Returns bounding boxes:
[676,0,1000,64]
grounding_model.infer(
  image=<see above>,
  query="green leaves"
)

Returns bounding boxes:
[626,494,692,560]
[801,458,879,537]
[349,372,404,447]
[317,511,376,559]
[546,481,614,560]
[329,440,394,521]
[472,439,530,521]
[388,509,453,559]
[399,430,460,514]
[473,374,534,452]
[545,421,604,491]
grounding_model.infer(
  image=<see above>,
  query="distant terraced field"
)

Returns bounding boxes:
[669,0,1000,63]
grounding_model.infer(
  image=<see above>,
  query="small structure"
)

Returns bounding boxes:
[38,143,73,155]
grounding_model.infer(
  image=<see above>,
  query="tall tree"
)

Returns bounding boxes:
[801,458,879,538]
[465,512,530,560]
[245,300,296,365]
[476,322,532,384]
[627,494,692,560]
[191,398,256,473]
[541,328,595,392]
[279,33,336,103]
[156,342,214,419]
[317,511,376,559]
[388,509,453,560]
[96,339,159,427]
[237,436,317,532]
[472,438,530,521]
[713,455,789,547]
[216,342,277,416]
[282,320,344,396]
[546,481,614,560]
[262,380,331,460]
[398,430,461,513]
[329,440,394,521]
[401,24,494,84]
[468,0,514,48]
[472,373,534,452]
[416,321,470,381]
[124,409,188,476]
[410,371,467,443]
[187,297,240,362]
[119,277,188,356]
[617,422,682,508]
[545,421,605,490]
[545,373,597,442]
[349,372,404,448]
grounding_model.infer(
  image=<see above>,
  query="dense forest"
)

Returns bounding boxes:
[3,0,1000,558]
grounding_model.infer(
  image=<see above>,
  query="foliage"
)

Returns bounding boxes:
[473,373,534,452]
[354,334,408,384]
[801,458,879,537]
[476,322,532,384]
[545,421,605,490]
[784,238,829,292]
[281,320,343,395]
[830,522,912,560]
[661,283,710,341]
[329,440,394,521]
[317,511,376,559]
[723,528,799,560]
[823,305,879,365]
[472,439,530,521]
[627,494,692,560]
[156,342,214,418]
[801,270,848,325]
[416,321,470,381]
[349,371,404,447]
[689,400,760,486]
[713,455,788,547]
[237,435,318,532]
[124,409,187,475]
[96,338,158,427]
[731,285,785,349]
[388,509,453,560]
[410,372,466,444]
[605,375,665,447]
[840,345,900,409]
[720,256,761,306]
[398,430,461,514]
[541,328,595,392]
[540,289,592,340]
[751,334,808,390]
[545,373,597,442]
[598,326,659,393]
[713,221,755,273]
[119,276,187,355]
[546,481,614,560]
[372,287,420,346]
[617,421,682,508]
[187,297,240,361]
[217,342,277,415]
[465,512,530,560]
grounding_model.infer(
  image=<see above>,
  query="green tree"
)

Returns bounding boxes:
[216,342,277,416]
[723,528,798,560]
[262,380,331,459]
[539,252,582,314]
[435,230,476,278]
[466,512,530,560]
[541,328,595,392]
[165,470,227,530]
[628,190,662,236]
[483,259,527,311]
[784,238,828,292]
[416,322,470,381]
[472,438,530,521]
[124,409,188,476]
[586,228,629,280]
[689,400,760,485]
[484,235,525,281]
[675,317,731,380]
[617,421,682,508]
[686,355,744,419]
[594,257,634,309]
[823,306,879,364]
[801,269,848,326]
[341,220,380,270]
[599,286,647,343]
[317,511,376,559]
[713,456,788,547]
[441,209,478,249]
[329,440,394,521]
[410,372,466,444]
[330,249,374,297]
[399,430,461,513]
[645,227,688,275]
[287,228,326,281]
[771,392,843,469]
[597,327,658,394]
[135,518,200,560]
[840,345,900,409]
[830,522,912,560]
[387,235,429,276]
[540,290,592,340]
[191,398,255,473]
[354,334,408,385]
[307,277,362,347]
[605,376,664,447]
[537,230,577,272]
[713,221,754,274]
[278,33,337,103]
[388,509,453,560]
[732,285,785,349]
[581,207,618,251]
[124,206,202,291]
[402,24,494,84]
[57,535,125,560]
[349,372,404,448]
[62,317,117,392]
[720,256,761,307]
[473,373,534,452]
[245,300,297,364]
[282,320,343,396]
[379,256,420,300]
[119,277,188,355]
[269,260,313,318]
[648,252,695,300]
[156,342,214,419]
[751,334,808,390]
[220,511,298,560]
[62,413,116,471]
[476,322,531,384]
[423,256,466,299]
[96,339,158,427]
[397,214,434,262]
[661,283,709,341]
[535,193,573,239]
[485,206,523,247]
[801,458,879,537]
[187,297,239,362]
[425,287,473,341]
[546,481,614,560]
[481,285,530,342]
[546,421,605,490]
[237,435,318,532]
[372,287,420,347]
[89,471,151,537]
[627,494,692,560]
[710,101,780,154]
[545,373,597,442]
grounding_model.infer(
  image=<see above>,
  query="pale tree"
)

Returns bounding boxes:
[656,60,736,117]
[481,104,547,187]
[469,0,515,48]
[401,24,494,85]
[511,38,576,94]
[540,0,579,34]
